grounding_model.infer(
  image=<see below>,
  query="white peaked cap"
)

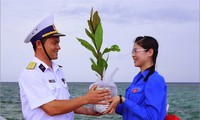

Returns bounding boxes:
[24,15,65,44]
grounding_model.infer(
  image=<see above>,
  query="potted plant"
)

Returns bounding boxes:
[76,7,120,81]
[76,8,120,113]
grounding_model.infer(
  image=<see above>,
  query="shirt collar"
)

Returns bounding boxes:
[133,69,150,84]
[140,69,149,78]
[32,57,59,72]
[52,60,60,72]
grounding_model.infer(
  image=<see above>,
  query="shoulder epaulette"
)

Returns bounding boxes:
[26,62,36,70]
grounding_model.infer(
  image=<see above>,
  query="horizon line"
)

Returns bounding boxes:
[0,81,200,84]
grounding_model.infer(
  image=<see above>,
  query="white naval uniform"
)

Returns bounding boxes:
[18,57,74,120]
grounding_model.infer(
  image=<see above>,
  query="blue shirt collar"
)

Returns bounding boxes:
[140,69,149,78]
[133,69,150,84]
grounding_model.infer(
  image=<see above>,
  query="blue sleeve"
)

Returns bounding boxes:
[123,76,167,119]
[116,104,123,115]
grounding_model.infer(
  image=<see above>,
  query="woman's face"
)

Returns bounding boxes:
[132,43,152,70]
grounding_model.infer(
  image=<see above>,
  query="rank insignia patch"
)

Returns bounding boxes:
[26,62,36,70]
[39,64,46,72]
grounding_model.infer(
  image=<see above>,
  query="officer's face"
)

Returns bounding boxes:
[44,37,61,60]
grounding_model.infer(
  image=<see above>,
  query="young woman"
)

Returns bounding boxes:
[105,36,167,120]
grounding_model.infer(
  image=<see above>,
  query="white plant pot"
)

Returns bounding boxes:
[93,86,111,113]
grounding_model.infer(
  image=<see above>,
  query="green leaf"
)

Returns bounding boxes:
[102,48,110,54]
[90,7,93,21]
[95,23,103,52]
[87,20,94,34]
[90,58,96,65]
[92,11,101,32]
[91,61,101,76]
[102,45,120,55]
[91,64,100,75]
[97,58,107,75]
[112,45,121,52]
[85,28,96,49]
[104,59,108,70]
[77,38,97,58]
[105,55,109,70]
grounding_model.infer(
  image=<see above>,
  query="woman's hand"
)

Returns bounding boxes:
[103,96,122,114]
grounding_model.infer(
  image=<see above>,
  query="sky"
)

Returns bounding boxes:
[1,0,199,83]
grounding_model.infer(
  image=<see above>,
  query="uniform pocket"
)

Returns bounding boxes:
[46,79,61,95]
[48,82,60,90]
[61,78,69,89]
[128,86,145,103]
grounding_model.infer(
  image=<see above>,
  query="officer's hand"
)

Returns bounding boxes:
[86,107,103,116]
[84,84,111,104]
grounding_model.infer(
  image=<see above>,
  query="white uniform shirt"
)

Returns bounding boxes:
[18,57,74,120]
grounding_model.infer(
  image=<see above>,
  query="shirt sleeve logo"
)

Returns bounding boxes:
[132,87,142,93]
[132,88,138,93]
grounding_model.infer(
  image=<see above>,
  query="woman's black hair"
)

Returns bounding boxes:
[134,36,159,82]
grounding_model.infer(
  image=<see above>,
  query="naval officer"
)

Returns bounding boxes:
[18,15,110,120]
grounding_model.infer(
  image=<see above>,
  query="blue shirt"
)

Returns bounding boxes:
[116,70,167,120]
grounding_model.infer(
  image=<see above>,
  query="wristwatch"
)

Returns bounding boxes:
[119,95,123,103]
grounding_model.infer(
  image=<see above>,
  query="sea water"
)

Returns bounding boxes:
[0,82,199,120]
